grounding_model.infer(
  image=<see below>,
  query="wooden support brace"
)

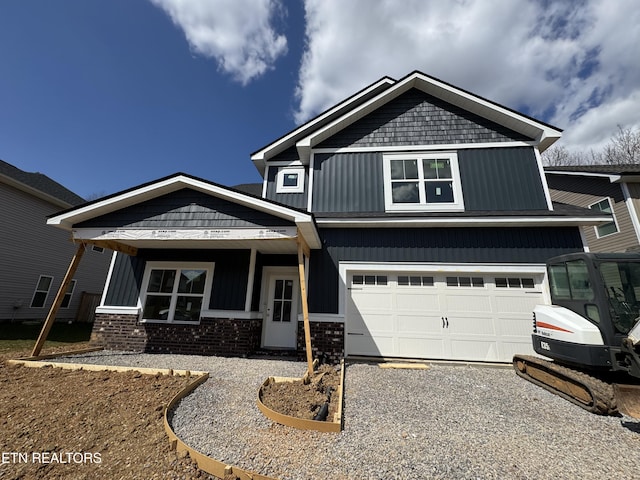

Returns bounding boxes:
[31,243,86,357]
[297,239,314,375]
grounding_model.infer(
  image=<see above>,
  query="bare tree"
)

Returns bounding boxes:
[541,145,585,166]
[598,125,640,165]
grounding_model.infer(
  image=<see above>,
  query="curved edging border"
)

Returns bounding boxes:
[257,359,345,433]
[162,374,280,480]
[7,350,278,480]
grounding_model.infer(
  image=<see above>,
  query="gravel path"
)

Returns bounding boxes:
[54,351,640,479]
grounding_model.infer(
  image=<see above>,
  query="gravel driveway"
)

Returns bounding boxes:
[56,352,640,479]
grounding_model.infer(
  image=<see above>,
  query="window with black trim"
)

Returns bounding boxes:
[495,277,536,289]
[383,152,463,211]
[398,276,434,286]
[446,276,484,287]
[141,263,213,323]
[352,275,388,286]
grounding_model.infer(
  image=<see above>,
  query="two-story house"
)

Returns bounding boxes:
[46,71,607,363]
[0,160,111,323]
[545,165,640,253]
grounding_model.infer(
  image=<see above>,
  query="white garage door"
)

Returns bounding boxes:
[346,270,543,362]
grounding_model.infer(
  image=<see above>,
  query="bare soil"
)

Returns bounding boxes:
[0,346,215,480]
[260,364,341,421]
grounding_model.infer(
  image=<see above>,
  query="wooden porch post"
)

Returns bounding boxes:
[297,234,314,375]
[31,243,86,357]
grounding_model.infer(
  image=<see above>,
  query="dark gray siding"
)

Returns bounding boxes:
[311,148,547,213]
[308,227,584,314]
[459,147,548,210]
[104,253,145,307]
[312,152,385,213]
[318,89,531,148]
[104,249,251,311]
[264,165,309,210]
[75,188,294,229]
[250,253,298,311]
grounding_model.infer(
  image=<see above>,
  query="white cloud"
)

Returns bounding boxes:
[294,0,640,155]
[150,0,287,85]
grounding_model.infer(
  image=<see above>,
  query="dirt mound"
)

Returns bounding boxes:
[260,364,341,421]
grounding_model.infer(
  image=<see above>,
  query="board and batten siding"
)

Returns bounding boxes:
[104,249,251,311]
[263,164,309,210]
[546,175,639,252]
[0,182,111,321]
[307,226,584,314]
[311,147,547,214]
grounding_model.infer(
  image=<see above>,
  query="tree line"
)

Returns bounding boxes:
[542,125,640,166]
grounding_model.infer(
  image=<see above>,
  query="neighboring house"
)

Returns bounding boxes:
[545,165,640,253]
[0,160,112,323]
[46,71,607,363]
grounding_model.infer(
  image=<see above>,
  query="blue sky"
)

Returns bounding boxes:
[1,0,638,200]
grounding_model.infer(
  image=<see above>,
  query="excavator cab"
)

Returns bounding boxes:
[515,252,640,418]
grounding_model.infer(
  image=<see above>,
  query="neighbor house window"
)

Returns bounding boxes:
[276,167,305,193]
[383,152,463,211]
[140,262,214,323]
[60,280,77,308]
[589,198,618,238]
[30,275,54,308]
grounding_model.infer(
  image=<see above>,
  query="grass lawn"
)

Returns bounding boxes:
[0,321,93,354]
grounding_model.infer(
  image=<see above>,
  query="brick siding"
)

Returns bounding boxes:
[91,313,262,356]
[297,321,344,364]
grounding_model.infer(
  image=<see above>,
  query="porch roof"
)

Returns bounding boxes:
[47,173,320,256]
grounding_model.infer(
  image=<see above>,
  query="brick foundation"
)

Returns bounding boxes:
[91,313,262,357]
[297,321,344,364]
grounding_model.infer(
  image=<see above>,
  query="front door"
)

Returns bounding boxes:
[263,273,299,349]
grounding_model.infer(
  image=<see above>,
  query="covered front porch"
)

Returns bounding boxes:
[35,174,336,367]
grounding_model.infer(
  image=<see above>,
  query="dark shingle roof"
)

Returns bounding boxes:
[232,183,263,197]
[545,164,640,175]
[0,159,85,206]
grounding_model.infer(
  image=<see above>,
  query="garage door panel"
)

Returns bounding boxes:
[497,317,533,336]
[448,316,496,335]
[397,314,442,334]
[352,313,393,333]
[397,337,446,358]
[444,294,492,313]
[396,292,440,311]
[494,294,541,313]
[450,339,499,362]
[348,334,393,357]
[349,291,393,311]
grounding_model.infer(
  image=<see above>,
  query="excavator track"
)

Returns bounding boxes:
[513,355,618,416]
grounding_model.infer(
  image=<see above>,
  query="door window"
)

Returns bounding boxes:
[272,279,294,322]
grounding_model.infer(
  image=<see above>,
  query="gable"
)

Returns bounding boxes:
[74,188,295,229]
[318,89,531,149]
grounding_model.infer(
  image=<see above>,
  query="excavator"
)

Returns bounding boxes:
[513,252,640,419]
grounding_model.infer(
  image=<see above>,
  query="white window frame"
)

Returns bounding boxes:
[382,152,464,211]
[30,275,54,308]
[139,262,214,324]
[589,197,619,238]
[60,279,77,309]
[276,167,305,193]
